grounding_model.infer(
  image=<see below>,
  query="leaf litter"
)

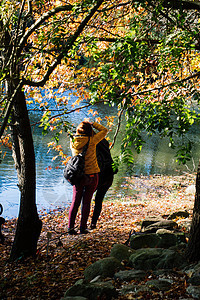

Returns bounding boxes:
[0,174,196,299]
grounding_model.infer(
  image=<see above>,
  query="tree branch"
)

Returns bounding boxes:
[110,105,124,150]
[22,0,104,87]
[163,0,200,10]
[86,36,159,45]
[18,4,73,54]
[26,0,33,16]
[0,80,23,139]
[97,1,131,12]
[12,0,26,68]
[15,0,26,40]
[130,71,200,98]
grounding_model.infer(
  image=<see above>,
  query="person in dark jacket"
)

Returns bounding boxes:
[90,138,117,229]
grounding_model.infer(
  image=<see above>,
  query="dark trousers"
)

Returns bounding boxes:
[68,173,99,229]
[91,171,114,226]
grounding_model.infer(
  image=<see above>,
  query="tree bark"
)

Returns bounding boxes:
[186,160,200,262]
[9,87,42,261]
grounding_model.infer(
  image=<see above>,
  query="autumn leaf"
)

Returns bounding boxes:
[0,174,194,299]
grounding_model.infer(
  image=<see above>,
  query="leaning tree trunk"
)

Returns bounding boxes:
[186,160,200,262]
[9,87,42,261]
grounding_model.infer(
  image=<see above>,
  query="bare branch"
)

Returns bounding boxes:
[18,4,73,54]
[130,71,200,98]
[110,105,124,150]
[0,80,23,139]
[12,0,26,68]
[31,99,110,126]
[15,0,26,39]
[22,54,64,87]
[27,0,33,16]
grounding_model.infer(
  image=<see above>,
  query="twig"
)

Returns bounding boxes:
[0,80,23,139]
[110,104,125,150]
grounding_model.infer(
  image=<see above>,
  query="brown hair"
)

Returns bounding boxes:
[76,121,93,136]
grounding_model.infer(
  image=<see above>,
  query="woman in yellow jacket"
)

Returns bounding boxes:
[68,121,108,234]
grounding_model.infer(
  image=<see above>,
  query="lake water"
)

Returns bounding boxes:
[1,90,200,219]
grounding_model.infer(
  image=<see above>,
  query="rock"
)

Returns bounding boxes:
[143,220,178,233]
[129,248,185,270]
[185,261,200,275]
[180,298,195,300]
[130,233,161,249]
[64,280,117,300]
[141,217,165,229]
[176,218,191,231]
[156,228,173,234]
[114,269,147,281]
[84,257,123,282]
[188,275,200,286]
[169,242,187,252]
[145,279,172,291]
[168,210,189,220]
[110,243,135,262]
[152,268,184,277]
[186,285,200,299]
[89,276,102,283]
[120,283,149,295]
[193,262,200,276]
[157,232,178,248]
[158,231,186,248]
[185,185,196,195]
[129,232,186,250]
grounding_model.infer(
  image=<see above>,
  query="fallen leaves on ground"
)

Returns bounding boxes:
[0,174,196,299]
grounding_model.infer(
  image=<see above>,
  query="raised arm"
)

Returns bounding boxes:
[92,122,108,144]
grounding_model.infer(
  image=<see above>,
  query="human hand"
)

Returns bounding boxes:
[84,118,93,125]
[84,118,90,123]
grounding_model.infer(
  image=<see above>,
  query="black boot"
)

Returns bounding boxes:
[80,227,90,234]
[68,228,78,235]
[90,224,96,230]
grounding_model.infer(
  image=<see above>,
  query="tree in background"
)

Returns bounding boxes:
[1,0,200,262]
[67,0,200,261]
[0,0,105,261]
[0,0,137,261]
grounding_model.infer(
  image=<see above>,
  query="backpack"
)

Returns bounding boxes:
[64,138,89,186]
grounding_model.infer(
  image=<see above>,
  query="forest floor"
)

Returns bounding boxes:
[0,173,196,299]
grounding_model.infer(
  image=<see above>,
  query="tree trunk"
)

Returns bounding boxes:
[186,160,200,262]
[9,88,42,261]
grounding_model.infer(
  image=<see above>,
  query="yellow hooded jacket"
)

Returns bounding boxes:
[70,122,108,175]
